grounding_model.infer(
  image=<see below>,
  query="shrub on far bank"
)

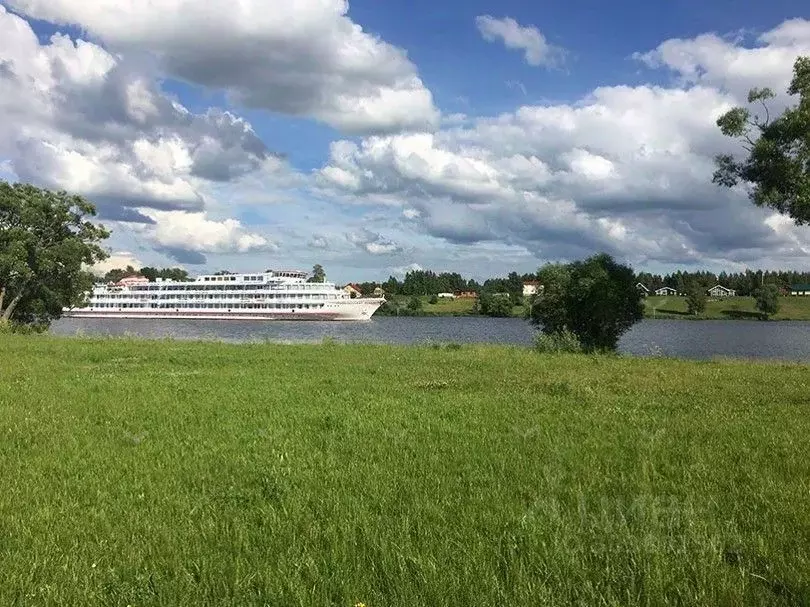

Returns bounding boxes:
[475,292,513,317]
[407,296,423,312]
[685,286,707,315]
[754,284,781,319]
[533,328,583,354]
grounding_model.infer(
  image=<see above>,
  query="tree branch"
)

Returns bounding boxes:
[0,286,4,312]
[1,289,24,321]
[743,134,756,151]
[760,99,770,127]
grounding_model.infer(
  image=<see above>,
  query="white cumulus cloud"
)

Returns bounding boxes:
[88,251,145,276]
[475,15,566,68]
[319,18,810,269]
[634,19,810,102]
[4,0,440,134]
[134,210,276,264]
[0,6,278,219]
[347,229,403,256]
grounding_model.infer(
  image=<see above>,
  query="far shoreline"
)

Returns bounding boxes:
[373,293,810,321]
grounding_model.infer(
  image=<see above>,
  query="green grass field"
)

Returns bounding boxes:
[389,294,810,320]
[644,295,810,320]
[2,334,809,605]
[420,296,478,315]
[387,295,524,317]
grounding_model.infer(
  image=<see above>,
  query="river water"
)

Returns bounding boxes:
[50,316,810,362]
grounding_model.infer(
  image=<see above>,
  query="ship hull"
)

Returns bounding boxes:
[63,299,385,321]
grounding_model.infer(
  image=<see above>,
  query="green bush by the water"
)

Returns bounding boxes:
[533,328,583,353]
[1,334,809,605]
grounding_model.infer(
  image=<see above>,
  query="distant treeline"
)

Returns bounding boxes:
[354,271,537,300]
[102,266,189,283]
[636,270,810,296]
[101,266,810,299]
[361,268,810,299]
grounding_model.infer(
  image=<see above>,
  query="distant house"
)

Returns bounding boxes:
[790,284,810,296]
[707,285,736,298]
[636,282,650,296]
[654,286,678,296]
[343,284,362,298]
[372,286,385,297]
[455,291,478,299]
[522,281,542,297]
[437,292,456,299]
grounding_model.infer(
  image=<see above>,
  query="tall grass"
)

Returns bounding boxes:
[1,334,809,605]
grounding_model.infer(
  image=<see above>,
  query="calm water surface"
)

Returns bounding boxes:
[50,316,810,362]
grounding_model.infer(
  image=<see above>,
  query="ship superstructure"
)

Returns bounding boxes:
[64,270,384,321]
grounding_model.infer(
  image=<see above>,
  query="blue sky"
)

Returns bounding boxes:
[1,0,810,282]
[184,0,810,171]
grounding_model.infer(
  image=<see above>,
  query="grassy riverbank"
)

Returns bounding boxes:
[2,334,809,605]
[381,294,810,320]
[644,295,810,320]
[380,295,524,317]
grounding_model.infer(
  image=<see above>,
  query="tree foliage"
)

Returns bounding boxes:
[308,264,326,283]
[103,265,138,283]
[140,267,190,282]
[634,269,807,296]
[103,266,189,283]
[754,283,781,319]
[0,182,109,329]
[533,327,583,354]
[352,282,378,296]
[381,275,400,295]
[530,253,644,352]
[369,267,810,301]
[475,292,513,317]
[713,56,810,223]
[406,296,423,312]
[400,270,479,296]
[685,285,707,315]
[480,271,526,303]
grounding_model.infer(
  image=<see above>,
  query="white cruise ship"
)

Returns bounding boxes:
[64,270,385,321]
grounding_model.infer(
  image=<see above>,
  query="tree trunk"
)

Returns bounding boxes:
[1,290,24,321]
[0,286,4,313]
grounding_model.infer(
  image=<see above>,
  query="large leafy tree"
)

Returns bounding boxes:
[530,253,644,352]
[308,264,326,283]
[0,182,109,329]
[754,284,781,320]
[103,266,190,283]
[476,292,513,317]
[139,267,190,282]
[685,285,707,316]
[103,265,138,283]
[713,56,810,223]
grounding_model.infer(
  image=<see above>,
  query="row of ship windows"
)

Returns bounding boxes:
[120,284,324,291]
[199,274,302,281]
[91,303,327,310]
[98,293,331,300]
